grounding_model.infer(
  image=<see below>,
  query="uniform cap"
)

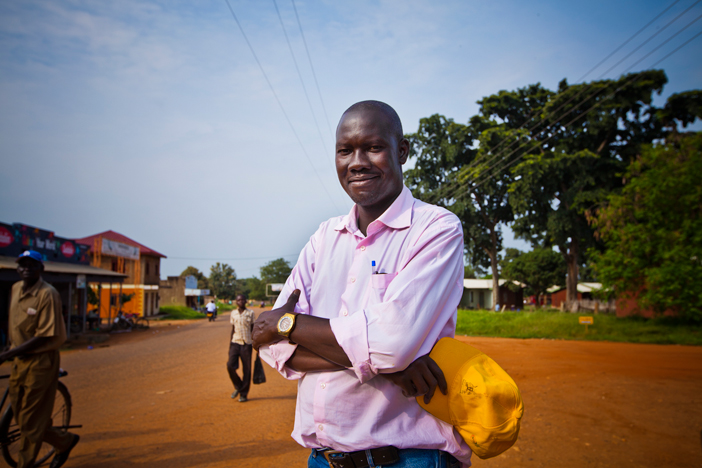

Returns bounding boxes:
[16,250,43,264]
[417,337,523,459]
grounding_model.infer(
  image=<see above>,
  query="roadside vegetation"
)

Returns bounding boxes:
[456,308,702,346]
[216,301,235,311]
[159,305,205,320]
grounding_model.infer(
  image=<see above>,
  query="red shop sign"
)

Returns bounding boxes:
[0,226,13,248]
[61,241,75,258]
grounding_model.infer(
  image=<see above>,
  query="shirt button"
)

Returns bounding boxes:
[321,383,326,389]
[350,277,356,283]
[360,246,366,251]
[318,424,324,431]
[342,310,348,316]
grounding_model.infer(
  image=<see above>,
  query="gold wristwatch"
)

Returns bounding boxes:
[277,313,297,339]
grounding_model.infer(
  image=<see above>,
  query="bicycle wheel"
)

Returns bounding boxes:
[134,317,150,329]
[0,381,72,467]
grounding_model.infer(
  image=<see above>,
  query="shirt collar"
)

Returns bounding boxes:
[20,277,44,299]
[334,185,414,233]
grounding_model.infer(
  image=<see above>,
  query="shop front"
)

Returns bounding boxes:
[0,222,126,344]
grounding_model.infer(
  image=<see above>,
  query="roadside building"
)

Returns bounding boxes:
[614,288,677,318]
[0,222,125,343]
[547,282,601,308]
[74,230,166,319]
[460,279,524,310]
[539,282,615,313]
[159,275,210,309]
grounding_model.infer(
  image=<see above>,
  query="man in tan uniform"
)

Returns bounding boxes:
[0,250,79,468]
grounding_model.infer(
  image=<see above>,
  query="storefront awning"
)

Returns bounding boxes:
[0,255,127,283]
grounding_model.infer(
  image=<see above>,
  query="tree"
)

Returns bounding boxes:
[240,276,266,301]
[405,112,526,307]
[121,293,135,305]
[501,248,566,307]
[209,263,238,299]
[87,286,99,307]
[507,70,701,306]
[590,133,702,322]
[180,266,209,289]
[260,258,292,285]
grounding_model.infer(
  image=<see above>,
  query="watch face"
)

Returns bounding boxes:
[279,316,293,332]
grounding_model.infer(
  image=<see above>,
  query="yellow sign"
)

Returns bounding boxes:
[579,316,593,325]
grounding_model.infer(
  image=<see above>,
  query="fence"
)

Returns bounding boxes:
[565,299,616,314]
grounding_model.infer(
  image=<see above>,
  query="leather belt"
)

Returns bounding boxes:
[319,446,400,468]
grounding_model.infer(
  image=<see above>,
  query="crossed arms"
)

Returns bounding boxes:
[253,290,447,403]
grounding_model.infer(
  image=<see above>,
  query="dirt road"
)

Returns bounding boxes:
[1,313,700,468]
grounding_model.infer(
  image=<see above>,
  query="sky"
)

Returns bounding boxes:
[1,0,701,280]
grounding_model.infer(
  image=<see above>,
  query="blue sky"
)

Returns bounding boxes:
[1,0,701,279]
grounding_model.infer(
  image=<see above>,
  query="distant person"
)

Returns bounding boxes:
[260,300,265,308]
[227,294,255,402]
[87,309,100,330]
[0,251,80,468]
[205,299,218,318]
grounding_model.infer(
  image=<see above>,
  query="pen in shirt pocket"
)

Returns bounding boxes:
[372,260,378,275]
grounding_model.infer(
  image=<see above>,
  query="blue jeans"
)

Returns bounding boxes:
[308,448,460,468]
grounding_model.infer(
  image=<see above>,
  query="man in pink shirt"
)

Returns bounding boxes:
[254,101,472,467]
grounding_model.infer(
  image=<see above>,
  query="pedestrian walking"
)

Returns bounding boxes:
[227,293,254,402]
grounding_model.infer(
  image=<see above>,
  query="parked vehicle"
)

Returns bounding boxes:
[111,311,149,331]
[0,369,81,467]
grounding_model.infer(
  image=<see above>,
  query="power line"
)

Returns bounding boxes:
[619,11,702,72]
[460,0,699,178]
[272,0,333,170]
[223,0,341,213]
[575,0,681,82]
[596,0,701,79]
[453,26,702,199]
[291,0,335,139]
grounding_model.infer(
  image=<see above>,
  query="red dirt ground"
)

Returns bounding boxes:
[1,312,700,467]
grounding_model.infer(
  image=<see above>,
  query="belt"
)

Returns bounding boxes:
[316,446,400,468]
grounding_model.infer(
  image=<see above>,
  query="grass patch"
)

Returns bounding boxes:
[456,308,702,345]
[216,301,235,311]
[159,305,205,320]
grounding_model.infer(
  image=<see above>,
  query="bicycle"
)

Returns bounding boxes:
[111,312,150,331]
[124,313,150,330]
[0,369,80,467]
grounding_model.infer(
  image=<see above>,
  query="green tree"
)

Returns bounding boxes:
[405,113,525,307]
[121,293,135,304]
[209,263,238,299]
[501,248,566,307]
[240,276,266,301]
[180,266,209,289]
[258,258,292,300]
[260,258,292,285]
[590,133,702,322]
[507,71,700,306]
[87,286,99,307]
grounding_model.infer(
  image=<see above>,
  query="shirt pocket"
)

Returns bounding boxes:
[18,309,39,337]
[370,273,397,303]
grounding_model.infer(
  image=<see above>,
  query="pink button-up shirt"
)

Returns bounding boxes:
[259,186,472,466]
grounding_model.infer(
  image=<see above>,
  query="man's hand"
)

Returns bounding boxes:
[383,354,447,405]
[252,289,300,351]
